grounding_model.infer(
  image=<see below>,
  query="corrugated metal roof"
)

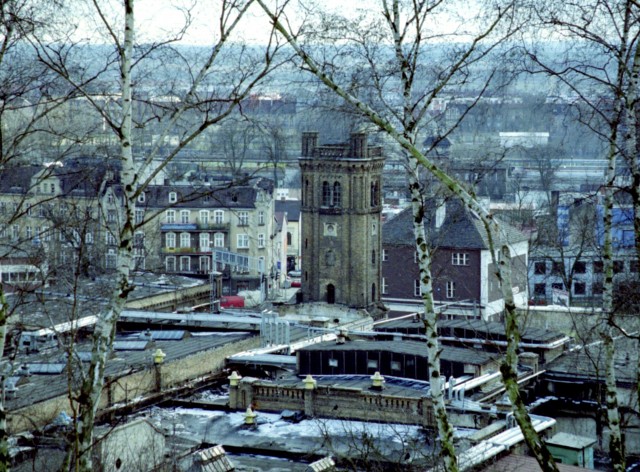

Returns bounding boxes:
[113,341,150,351]
[28,363,66,374]
[73,352,93,362]
[149,330,186,340]
[299,340,497,366]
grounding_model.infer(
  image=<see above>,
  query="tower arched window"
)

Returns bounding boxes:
[321,180,342,208]
[370,181,379,207]
[333,182,341,206]
[322,181,331,206]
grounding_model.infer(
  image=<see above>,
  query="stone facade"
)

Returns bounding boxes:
[299,132,384,309]
[230,377,435,428]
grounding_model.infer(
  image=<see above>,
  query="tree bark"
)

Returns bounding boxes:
[257,2,559,469]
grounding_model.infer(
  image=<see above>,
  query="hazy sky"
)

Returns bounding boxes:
[133,0,363,45]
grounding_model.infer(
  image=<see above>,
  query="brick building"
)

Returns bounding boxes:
[381,201,529,319]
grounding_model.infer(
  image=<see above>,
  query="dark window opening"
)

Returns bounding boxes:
[574,261,586,274]
[614,260,624,273]
[534,283,546,296]
[534,262,546,275]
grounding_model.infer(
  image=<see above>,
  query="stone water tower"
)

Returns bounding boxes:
[299,132,384,310]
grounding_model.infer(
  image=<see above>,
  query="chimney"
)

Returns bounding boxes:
[301,132,319,158]
[350,132,367,158]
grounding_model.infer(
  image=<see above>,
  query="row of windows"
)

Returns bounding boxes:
[326,357,404,371]
[164,232,266,250]
[1,201,107,221]
[533,259,639,275]
[381,250,472,266]
[0,225,145,249]
[165,255,211,273]
[164,255,265,273]
[164,209,265,226]
[318,180,381,208]
[534,281,593,296]
[380,278,456,299]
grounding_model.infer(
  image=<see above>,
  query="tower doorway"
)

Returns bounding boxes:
[327,284,335,304]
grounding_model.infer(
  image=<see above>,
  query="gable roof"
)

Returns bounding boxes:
[144,179,273,210]
[382,200,526,250]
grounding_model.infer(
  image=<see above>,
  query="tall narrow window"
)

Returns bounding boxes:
[166,256,176,272]
[322,181,331,206]
[180,232,190,248]
[180,256,190,272]
[200,233,210,251]
[333,182,341,206]
[446,281,455,298]
[370,181,379,206]
[165,232,176,248]
[321,181,342,207]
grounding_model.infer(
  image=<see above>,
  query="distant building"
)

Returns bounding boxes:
[528,189,638,306]
[142,178,276,294]
[381,200,529,319]
[275,199,301,273]
[297,339,500,380]
[299,132,385,311]
[0,160,122,283]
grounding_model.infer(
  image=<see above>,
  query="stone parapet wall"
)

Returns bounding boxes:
[8,335,260,434]
[232,378,434,427]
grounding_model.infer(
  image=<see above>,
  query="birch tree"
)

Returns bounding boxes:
[526,1,640,468]
[257,1,558,470]
[0,1,75,470]
[29,1,285,469]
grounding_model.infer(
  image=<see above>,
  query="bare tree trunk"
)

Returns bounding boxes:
[602,117,625,472]
[256,3,559,469]
[70,2,136,470]
[0,286,8,472]
[407,160,458,471]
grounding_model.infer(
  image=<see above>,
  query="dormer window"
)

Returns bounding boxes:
[137,193,145,203]
[169,192,177,203]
